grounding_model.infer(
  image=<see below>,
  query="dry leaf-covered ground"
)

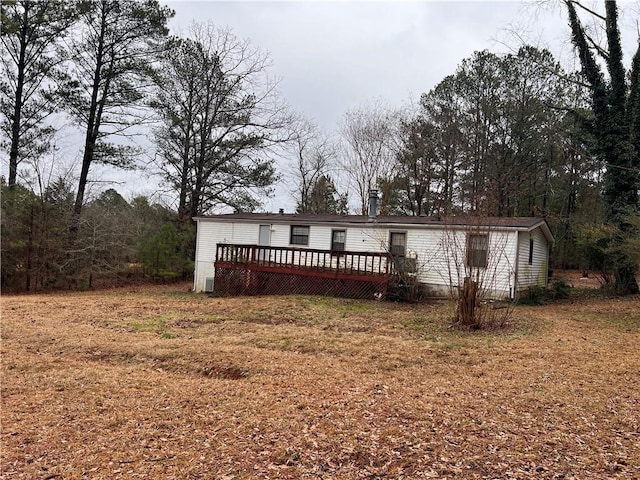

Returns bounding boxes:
[1,284,639,479]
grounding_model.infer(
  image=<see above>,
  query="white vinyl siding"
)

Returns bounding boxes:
[516,227,549,291]
[194,217,546,298]
[193,221,232,292]
[193,221,262,291]
[402,227,518,298]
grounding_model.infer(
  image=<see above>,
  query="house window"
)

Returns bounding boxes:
[331,230,346,252]
[389,232,406,257]
[389,231,416,273]
[467,233,488,268]
[528,238,534,265]
[290,225,310,245]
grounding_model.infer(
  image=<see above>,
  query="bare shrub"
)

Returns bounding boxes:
[441,219,515,330]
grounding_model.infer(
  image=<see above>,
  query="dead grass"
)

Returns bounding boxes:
[1,283,639,479]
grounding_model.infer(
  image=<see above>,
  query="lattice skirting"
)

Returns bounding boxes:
[213,267,388,299]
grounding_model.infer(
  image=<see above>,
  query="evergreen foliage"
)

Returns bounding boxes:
[62,0,174,224]
[0,178,192,291]
[1,177,73,290]
[0,0,78,188]
[138,222,194,280]
[297,175,348,215]
[566,0,639,294]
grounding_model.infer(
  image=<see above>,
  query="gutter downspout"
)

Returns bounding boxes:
[513,230,520,301]
[193,218,199,292]
[546,241,550,286]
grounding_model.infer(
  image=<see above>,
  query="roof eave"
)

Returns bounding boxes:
[196,214,555,240]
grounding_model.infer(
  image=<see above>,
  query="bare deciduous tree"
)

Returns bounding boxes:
[152,23,294,217]
[339,102,398,215]
[289,119,339,213]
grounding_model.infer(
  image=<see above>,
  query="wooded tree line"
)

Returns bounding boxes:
[1,0,638,293]
[341,47,604,271]
[292,2,640,294]
[1,0,289,289]
[1,181,193,289]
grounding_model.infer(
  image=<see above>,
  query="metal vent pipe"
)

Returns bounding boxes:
[368,189,379,220]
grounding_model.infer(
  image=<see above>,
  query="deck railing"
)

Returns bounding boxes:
[215,243,397,277]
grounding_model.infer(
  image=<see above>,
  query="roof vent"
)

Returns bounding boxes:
[279,208,284,215]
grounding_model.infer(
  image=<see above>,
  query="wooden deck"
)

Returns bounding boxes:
[213,244,399,298]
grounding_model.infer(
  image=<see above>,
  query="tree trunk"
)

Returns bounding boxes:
[8,4,30,189]
[456,277,479,328]
[70,5,107,237]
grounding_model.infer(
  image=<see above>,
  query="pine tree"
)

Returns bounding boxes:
[63,0,173,230]
[0,0,78,188]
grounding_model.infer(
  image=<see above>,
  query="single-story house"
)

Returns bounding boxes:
[193,208,554,300]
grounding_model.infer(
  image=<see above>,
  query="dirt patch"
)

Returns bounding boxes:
[74,346,251,380]
[553,269,612,289]
[2,285,639,479]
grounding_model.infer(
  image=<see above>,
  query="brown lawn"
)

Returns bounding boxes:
[1,284,639,479]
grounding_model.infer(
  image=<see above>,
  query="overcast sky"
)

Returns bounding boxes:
[5,1,639,212]
[161,0,582,211]
[166,1,576,131]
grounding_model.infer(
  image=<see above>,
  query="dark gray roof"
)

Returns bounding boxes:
[196,212,548,229]
[195,213,554,242]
